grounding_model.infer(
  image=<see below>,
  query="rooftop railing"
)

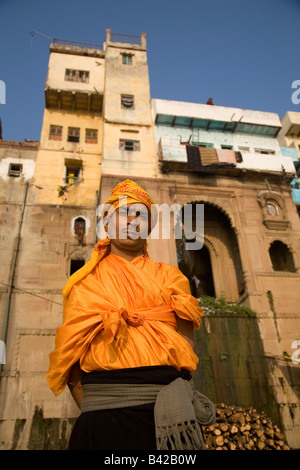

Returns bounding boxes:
[52,38,103,49]
[106,29,146,47]
[109,32,142,45]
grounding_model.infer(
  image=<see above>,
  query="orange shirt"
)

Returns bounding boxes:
[47,253,203,396]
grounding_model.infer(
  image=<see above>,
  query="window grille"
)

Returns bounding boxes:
[65,69,89,83]
[68,127,80,143]
[119,139,140,151]
[8,163,23,177]
[49,125,62,140]
[85,129,98,144]
[121,95,134,109]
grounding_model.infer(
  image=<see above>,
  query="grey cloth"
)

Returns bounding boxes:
[81,382,163,412]
[80,378,216,450]
[154,377,216,450]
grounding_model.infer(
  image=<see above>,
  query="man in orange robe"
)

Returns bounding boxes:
[47,179,204,450]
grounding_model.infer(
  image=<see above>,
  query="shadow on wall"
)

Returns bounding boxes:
[193,311,282,428]
[11,407,76,450]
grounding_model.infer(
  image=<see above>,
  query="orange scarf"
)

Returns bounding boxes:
[47,254,203,396]
[47,180,203,396]
[62,179,157,298]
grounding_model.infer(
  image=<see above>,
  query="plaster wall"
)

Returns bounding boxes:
[32,109,102,205]
[46,49,105,94]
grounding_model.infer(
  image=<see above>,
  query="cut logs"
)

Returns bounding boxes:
[202,403,290,450]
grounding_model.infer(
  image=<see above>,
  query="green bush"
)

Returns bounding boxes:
[198,295,256,318]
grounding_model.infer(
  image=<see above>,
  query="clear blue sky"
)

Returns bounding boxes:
[0,0,299,141]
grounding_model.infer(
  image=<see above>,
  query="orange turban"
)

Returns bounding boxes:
[62,179,157,298]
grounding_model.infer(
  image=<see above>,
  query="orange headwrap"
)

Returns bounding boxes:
[62,179,157,298]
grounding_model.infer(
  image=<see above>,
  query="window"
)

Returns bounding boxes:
[65,69,89,83]
[74,217,86,244]
[85,129,98,144]
[49,125,62,141]
[269,241,296,272]
[119,139,140,151]
[8,163,22,177]
[221,145,233,150]
[70,259,85,275]
[192,142,214,148]
[65,167,80,184]
[64,159,82,185]
[68,127,80,143]
[254,149,275,155]
[122,54,132,65]
[121,94,134,109]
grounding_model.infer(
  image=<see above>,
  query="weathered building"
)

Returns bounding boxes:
[149,98,300,448]
[0,29,299,450]
[277,111,300,212]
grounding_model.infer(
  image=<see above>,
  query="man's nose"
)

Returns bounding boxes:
[127,214,139,224]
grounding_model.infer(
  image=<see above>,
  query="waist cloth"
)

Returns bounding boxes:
[69,366,216,451]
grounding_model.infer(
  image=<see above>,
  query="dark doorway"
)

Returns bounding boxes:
[70,259,85,275]
[192,245,215,297]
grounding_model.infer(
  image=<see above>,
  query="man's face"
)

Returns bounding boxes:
[107,203,150,253]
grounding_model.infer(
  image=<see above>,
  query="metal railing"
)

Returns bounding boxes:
[109,32,142,45]
[52,38,103,49]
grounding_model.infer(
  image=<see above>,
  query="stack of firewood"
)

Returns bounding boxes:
[202,403,290,450]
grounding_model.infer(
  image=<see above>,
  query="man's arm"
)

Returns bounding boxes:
[68,362,84,409]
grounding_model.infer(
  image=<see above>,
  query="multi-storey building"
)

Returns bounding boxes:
[0,29,158,451]
[149,99,300,448]
[278,111,300,211]
[0,29,299,449]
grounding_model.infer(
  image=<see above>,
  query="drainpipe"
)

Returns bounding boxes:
[0,181,29,378]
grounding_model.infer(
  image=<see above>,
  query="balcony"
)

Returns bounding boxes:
[46,42,105,113]
[291,176,300,205]
[152,99,282,137]
[158,139,296,177]
[45,88,103,112]
[281,146,300,173]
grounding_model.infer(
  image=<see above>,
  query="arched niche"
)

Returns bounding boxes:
[176,201,245,302]
[71,215,90,244]
[269,240,296,272]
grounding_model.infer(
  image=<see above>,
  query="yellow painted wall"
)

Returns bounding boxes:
[47,49,105,94]
[32,108,102,205]
[101,44,157,177]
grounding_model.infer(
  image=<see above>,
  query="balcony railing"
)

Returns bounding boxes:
[158,139,296,175]
[106,29,146,47]
[109,32,142,45]
[52,38,103,49]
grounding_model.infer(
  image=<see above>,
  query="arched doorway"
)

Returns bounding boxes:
[176,201,245,301]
